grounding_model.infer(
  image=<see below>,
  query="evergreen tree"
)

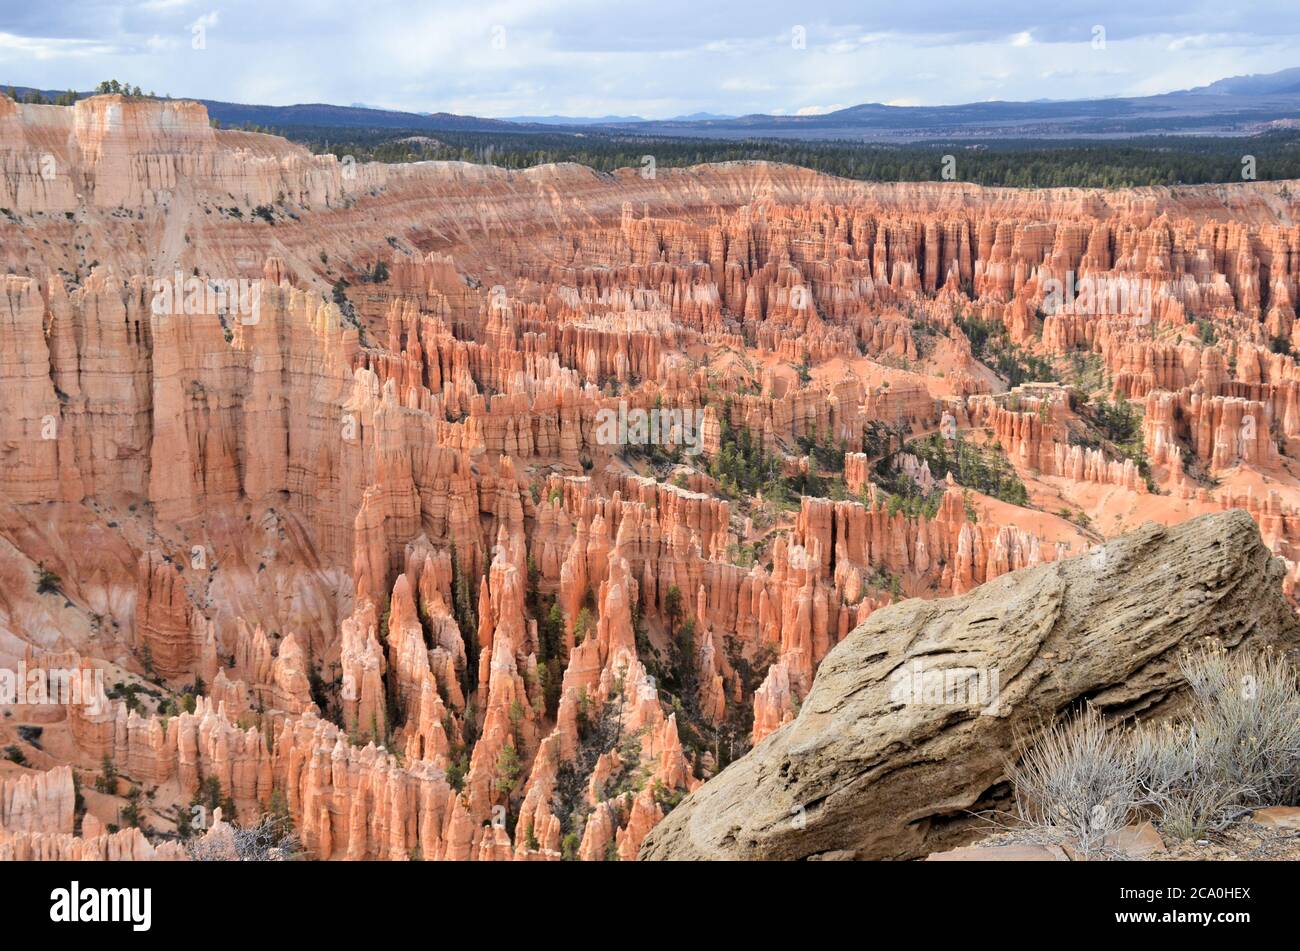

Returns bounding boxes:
[663,585,684,637]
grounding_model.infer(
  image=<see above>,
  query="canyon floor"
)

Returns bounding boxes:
[2,93,1300,861]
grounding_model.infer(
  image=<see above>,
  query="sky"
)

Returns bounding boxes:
[0,1,1297,118]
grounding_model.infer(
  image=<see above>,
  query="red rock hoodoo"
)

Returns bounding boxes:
[2,95,1299,859]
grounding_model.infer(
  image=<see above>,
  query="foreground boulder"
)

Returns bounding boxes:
[641,510,1300,860]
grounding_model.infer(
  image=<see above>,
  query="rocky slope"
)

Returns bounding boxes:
[1,95,1299,860]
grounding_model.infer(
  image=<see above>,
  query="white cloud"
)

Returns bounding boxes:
[0,31,121,60]
[720,78,776,92]
[0,1,1297,118]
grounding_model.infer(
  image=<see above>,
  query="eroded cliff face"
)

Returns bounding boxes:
[1,95,1299,860]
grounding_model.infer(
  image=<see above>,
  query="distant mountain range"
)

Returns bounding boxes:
[596,67,1300,140]
[6,68,1299,141]
[500,112,737,125]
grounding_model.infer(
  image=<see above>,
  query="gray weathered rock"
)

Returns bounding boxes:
[640,511,1300,860]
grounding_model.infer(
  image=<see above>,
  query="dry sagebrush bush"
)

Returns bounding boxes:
[1131,720,1250,841]
[1174,640,1300,808]
[1006,706,1145,857]
[1008,642,1300,851]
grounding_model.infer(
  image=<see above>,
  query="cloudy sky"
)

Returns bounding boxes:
[1,1,1297,118]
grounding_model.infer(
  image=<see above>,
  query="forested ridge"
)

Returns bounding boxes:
[263,125,1300,189]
